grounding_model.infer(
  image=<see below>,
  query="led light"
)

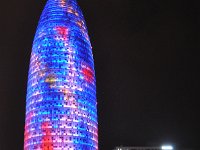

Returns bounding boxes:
[161,145,173,150]
[24,0,97,149]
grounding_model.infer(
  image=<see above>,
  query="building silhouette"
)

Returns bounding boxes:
[114,146,174,150]
[114,147,162,150]
[114,147,194,150]
[24,0,98,149]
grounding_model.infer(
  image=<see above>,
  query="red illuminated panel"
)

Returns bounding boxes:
[41,122,53,150]
[82,66,94,83]
[56,26,68,36]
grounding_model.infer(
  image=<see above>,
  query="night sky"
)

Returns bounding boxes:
[0,0,199,150]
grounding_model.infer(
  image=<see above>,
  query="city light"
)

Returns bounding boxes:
[24,0,98,149]
[161,145,173,150]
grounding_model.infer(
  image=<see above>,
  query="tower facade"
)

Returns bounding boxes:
[24,0,98,149]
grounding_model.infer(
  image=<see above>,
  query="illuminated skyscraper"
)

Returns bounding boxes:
[24,0,98,149]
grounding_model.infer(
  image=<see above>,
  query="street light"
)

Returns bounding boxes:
[161,145,173,150]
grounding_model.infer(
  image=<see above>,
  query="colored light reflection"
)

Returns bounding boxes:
[24,0,98,149]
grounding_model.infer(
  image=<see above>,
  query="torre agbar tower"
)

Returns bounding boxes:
[24,0,98,149]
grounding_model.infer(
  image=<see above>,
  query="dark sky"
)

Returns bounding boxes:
[0,0,199,150]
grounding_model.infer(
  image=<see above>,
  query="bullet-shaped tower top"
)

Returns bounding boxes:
[24,0,98,149]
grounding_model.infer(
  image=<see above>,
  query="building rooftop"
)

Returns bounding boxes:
[114,145,174,150]
[114,147,161,150]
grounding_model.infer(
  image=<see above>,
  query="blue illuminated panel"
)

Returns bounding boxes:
[24,0,98,149]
